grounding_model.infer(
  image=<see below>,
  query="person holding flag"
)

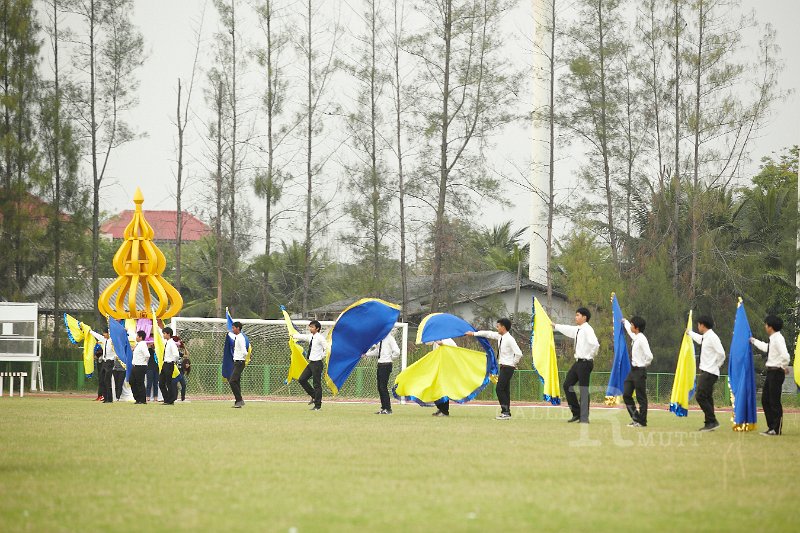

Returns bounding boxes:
[131,330,149,404]
[466,318,523,420]
[686,316,725,431]
[88,327,116,404]
[227,321,249,408]
[554,308,600,423]
[159,327,180,405]
[750,315,790,436]
[364,330,401,414]
[293,320,327,411]
[430,338,458,417]
[622,316,653,427]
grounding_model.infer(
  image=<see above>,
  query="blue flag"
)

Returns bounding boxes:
[325,298,401,394]
[417,312,498,379]
[605,293,632,402]
[728,301,757,431]
[108,318,134,382]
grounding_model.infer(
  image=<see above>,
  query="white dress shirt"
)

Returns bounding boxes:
[294,332,328,362]
[623,320,654,368]
[133,340,150,366]
[227,331,248,361]
[90,331,117,361]
[687,329,726,376]
[554,322,600,360]
[752,331,790,369]
[164,338,180,363]
[365,333,401,363]
[473,331,523,367]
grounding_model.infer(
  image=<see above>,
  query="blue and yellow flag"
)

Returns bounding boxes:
[729,300,757,431]
[281,305,308,384]
[63,313,97,378]
[108,318,134,382]
[221,308,252,380]
[325,298,401,394]
[393,313,497,405]
[151,309,179,378]
[669,311,696,417]
[605,293,631,405]
[531,298,560,405]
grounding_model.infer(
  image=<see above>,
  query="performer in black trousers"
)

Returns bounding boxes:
[131,331,149,404]
[294,320,327,410]
[687,316,726,432]
[227,322,248,408]
[554,308,600,423]
[468,318,523,420]
[89,327,117,403]
[159,327,180,405]
[364,331,401,414]
[751,315,790,436]
[621,317,654,427]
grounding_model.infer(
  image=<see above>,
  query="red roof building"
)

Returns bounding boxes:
[101,210,210,242]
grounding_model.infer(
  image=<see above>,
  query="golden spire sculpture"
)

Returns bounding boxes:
[98,188,184,319]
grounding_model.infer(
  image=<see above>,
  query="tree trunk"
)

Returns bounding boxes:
[215,79,224,317]
[393,0,408,321]
[89,0,100,321]
[370,0,380,292]
[52,0,63,341]
[597,1,618,270]
[672,0,681,289]
[689,0,704,300]
[302,0,313,314]
[431,0,453,313]
[546,0,556,313]
[263,0,274,316]
[176,78,183,294]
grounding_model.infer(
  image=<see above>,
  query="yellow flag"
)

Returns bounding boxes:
[282,307,308,384]
[669,311,695,416]
[794,334,800,388]
[532,298,561,404]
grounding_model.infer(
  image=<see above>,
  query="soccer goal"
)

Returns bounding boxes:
[170,317,409,401]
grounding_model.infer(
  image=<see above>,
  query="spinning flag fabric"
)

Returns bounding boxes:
[531,298,560,405]
[151,309,179,378]
[393,313,498,405]
[325,298,400,394]
[63,313,97,378]
[794,334,800,390]
[281,305,308,384]
[669,311,696,417]
[605,293,631,405]
[728,300,757,431]
[221,308,252,380]
[108,318,134,382]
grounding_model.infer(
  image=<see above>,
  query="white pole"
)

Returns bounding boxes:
[529,0,550,286]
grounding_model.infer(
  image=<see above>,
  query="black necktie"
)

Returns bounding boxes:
[307,337,313,360]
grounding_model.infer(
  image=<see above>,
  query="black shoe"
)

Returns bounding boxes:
[432,410,448,417]
[699,421,720,432]
[567,415,580,423]
[308,399,315,405]
[760,429,778,437]
[310,406,321,411]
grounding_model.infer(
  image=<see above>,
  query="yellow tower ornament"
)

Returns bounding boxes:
[98,187,184,319]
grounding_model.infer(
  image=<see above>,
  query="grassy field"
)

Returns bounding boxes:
[0,397,797,532]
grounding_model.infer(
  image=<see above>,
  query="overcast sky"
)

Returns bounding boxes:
[77,0,799,258]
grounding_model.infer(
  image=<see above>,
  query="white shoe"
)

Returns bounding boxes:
[495,413,511,420]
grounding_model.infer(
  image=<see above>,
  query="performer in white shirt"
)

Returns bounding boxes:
[131,330,150,405]
[553,307,600,423]
[622,317,653,427]
[750,315,791,436]
[89,326,116,404]
[364,331,401,414]
[228,321,248,408]
[160,326,180,405]
[687,316,726,431]
[467,318,523,420]
[293,320,327,411]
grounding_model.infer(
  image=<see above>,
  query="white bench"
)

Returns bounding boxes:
[0,372,28,397]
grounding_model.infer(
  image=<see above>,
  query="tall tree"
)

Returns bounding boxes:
[410,0,520,311]
[66,0,144,320]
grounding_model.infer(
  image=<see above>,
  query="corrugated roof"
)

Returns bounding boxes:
[22,275,158,313]
[310,270,567,316]
[101,210,210,241]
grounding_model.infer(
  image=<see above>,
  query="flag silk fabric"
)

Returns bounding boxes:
[63,313,97,378]
[281,305,308,384]
[605,293,632,405]
[221,308,252,381]
[728,301,757,431]
[531,298,560,405]
[325,298,401,394]
[392,313,498,405]
[108,318,134,382]
[669,311,696,417]
[151,310,179,378]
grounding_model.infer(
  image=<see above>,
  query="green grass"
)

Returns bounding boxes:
[0,397,797,532]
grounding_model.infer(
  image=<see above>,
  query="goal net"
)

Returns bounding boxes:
[170,317,409,401]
